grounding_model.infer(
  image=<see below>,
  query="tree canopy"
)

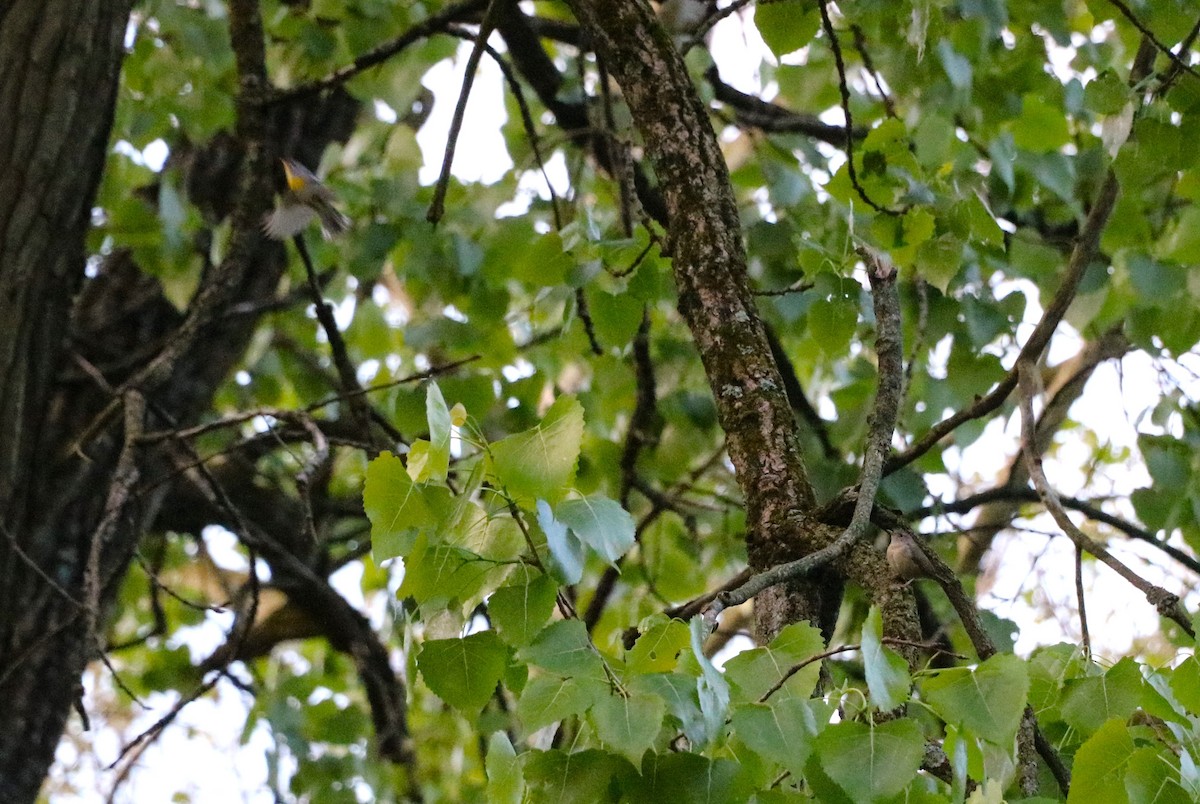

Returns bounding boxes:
[4,0,1200,801]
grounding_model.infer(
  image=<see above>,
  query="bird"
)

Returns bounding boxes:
[886,530,939,582]
[656,0,716,38]
[263,157,350,240]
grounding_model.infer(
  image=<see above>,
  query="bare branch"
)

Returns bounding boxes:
[428,0,504,224]
[1016,359,1193,636]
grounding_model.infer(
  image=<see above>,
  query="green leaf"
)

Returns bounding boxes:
[587,289,643,349]
[364,452,451,562]
[731,697,829,776]
[446,499,524,561]
[807,295,859,355]
[489,395,584,506]
[405,439,435,483]
[425,380,451,482]
[590,691,665,765]
[937,39,972,89]
[485,731,524,804]
[862,607,911,711]
[1124,746,1191,804]
[1084,71,1131,115]
[489,571,558,647]
[417,631,508,714]
[523,750,629,804]
[689,616,730,748]
[632,673,708,747]
[1068,718,1135,804]
[555,495,635,565]
[724,621,824,703]
[921,653,1030,745]
[1061,658,1144,736]
[517,675,605,732]
[520,620,606,681]
[1159,207,1200,263]
[754,1,819,60]
[915,234,964,292]
[397,533,501,611]
[1012,94,1070,153]
[814,718,924,801]
[630,752,753,802]
[1167,654,1200,713]
[626,618,690,674]
[537,499,585,585]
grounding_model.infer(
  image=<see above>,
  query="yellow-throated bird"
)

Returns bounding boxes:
[263,158,350,240]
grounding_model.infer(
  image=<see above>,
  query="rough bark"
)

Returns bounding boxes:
[563,0,915,644]
[0,0,352,797]
[0,3,135,798]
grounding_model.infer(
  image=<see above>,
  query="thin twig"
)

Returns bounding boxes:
[886,172,1120,474]
[442,24,562,228]
[1075,544,1091,660]
[850,24,897,117]
[684,0,753,54]
[1104,0,1200,82]
[1016,360,1193,636]
[912,486,1200,575]
[428,0,504,223]
[887,38,1160,475]
[575,289,604,355]
[292,233,391,446]
[817,0,901,215]
[141,357,479,444]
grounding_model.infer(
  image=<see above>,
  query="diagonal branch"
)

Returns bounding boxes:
[886,38,1158,475]
[1016,359,1193,636]
[912,485,1200,576]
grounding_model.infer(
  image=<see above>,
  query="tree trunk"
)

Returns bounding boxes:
[0,2,134,799]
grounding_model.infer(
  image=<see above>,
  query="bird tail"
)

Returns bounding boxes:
[314,200,350,239]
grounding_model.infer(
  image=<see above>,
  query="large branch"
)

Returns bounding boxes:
[561,0,918,646]
[564,0,814,543]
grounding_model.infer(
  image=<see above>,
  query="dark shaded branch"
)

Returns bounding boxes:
[954,325,1129,573]
[913,486,1200,576]
[583,309,660,631]
[704,65,861,144]
[271,0,488,103]
[1103,0,1200,82]
[293,234,388,446]
[428,0,503,224]
[817,0,901,215]
[765,324,838,460]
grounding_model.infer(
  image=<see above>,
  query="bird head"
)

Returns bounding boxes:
[280,158,313,193]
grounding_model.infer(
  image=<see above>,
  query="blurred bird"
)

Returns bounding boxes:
[657,0,716,38]
[886,530,939,582]
[263,158,349,240]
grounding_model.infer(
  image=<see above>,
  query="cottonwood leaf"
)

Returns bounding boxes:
[489,395,583,506]
[417,631,507,714]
